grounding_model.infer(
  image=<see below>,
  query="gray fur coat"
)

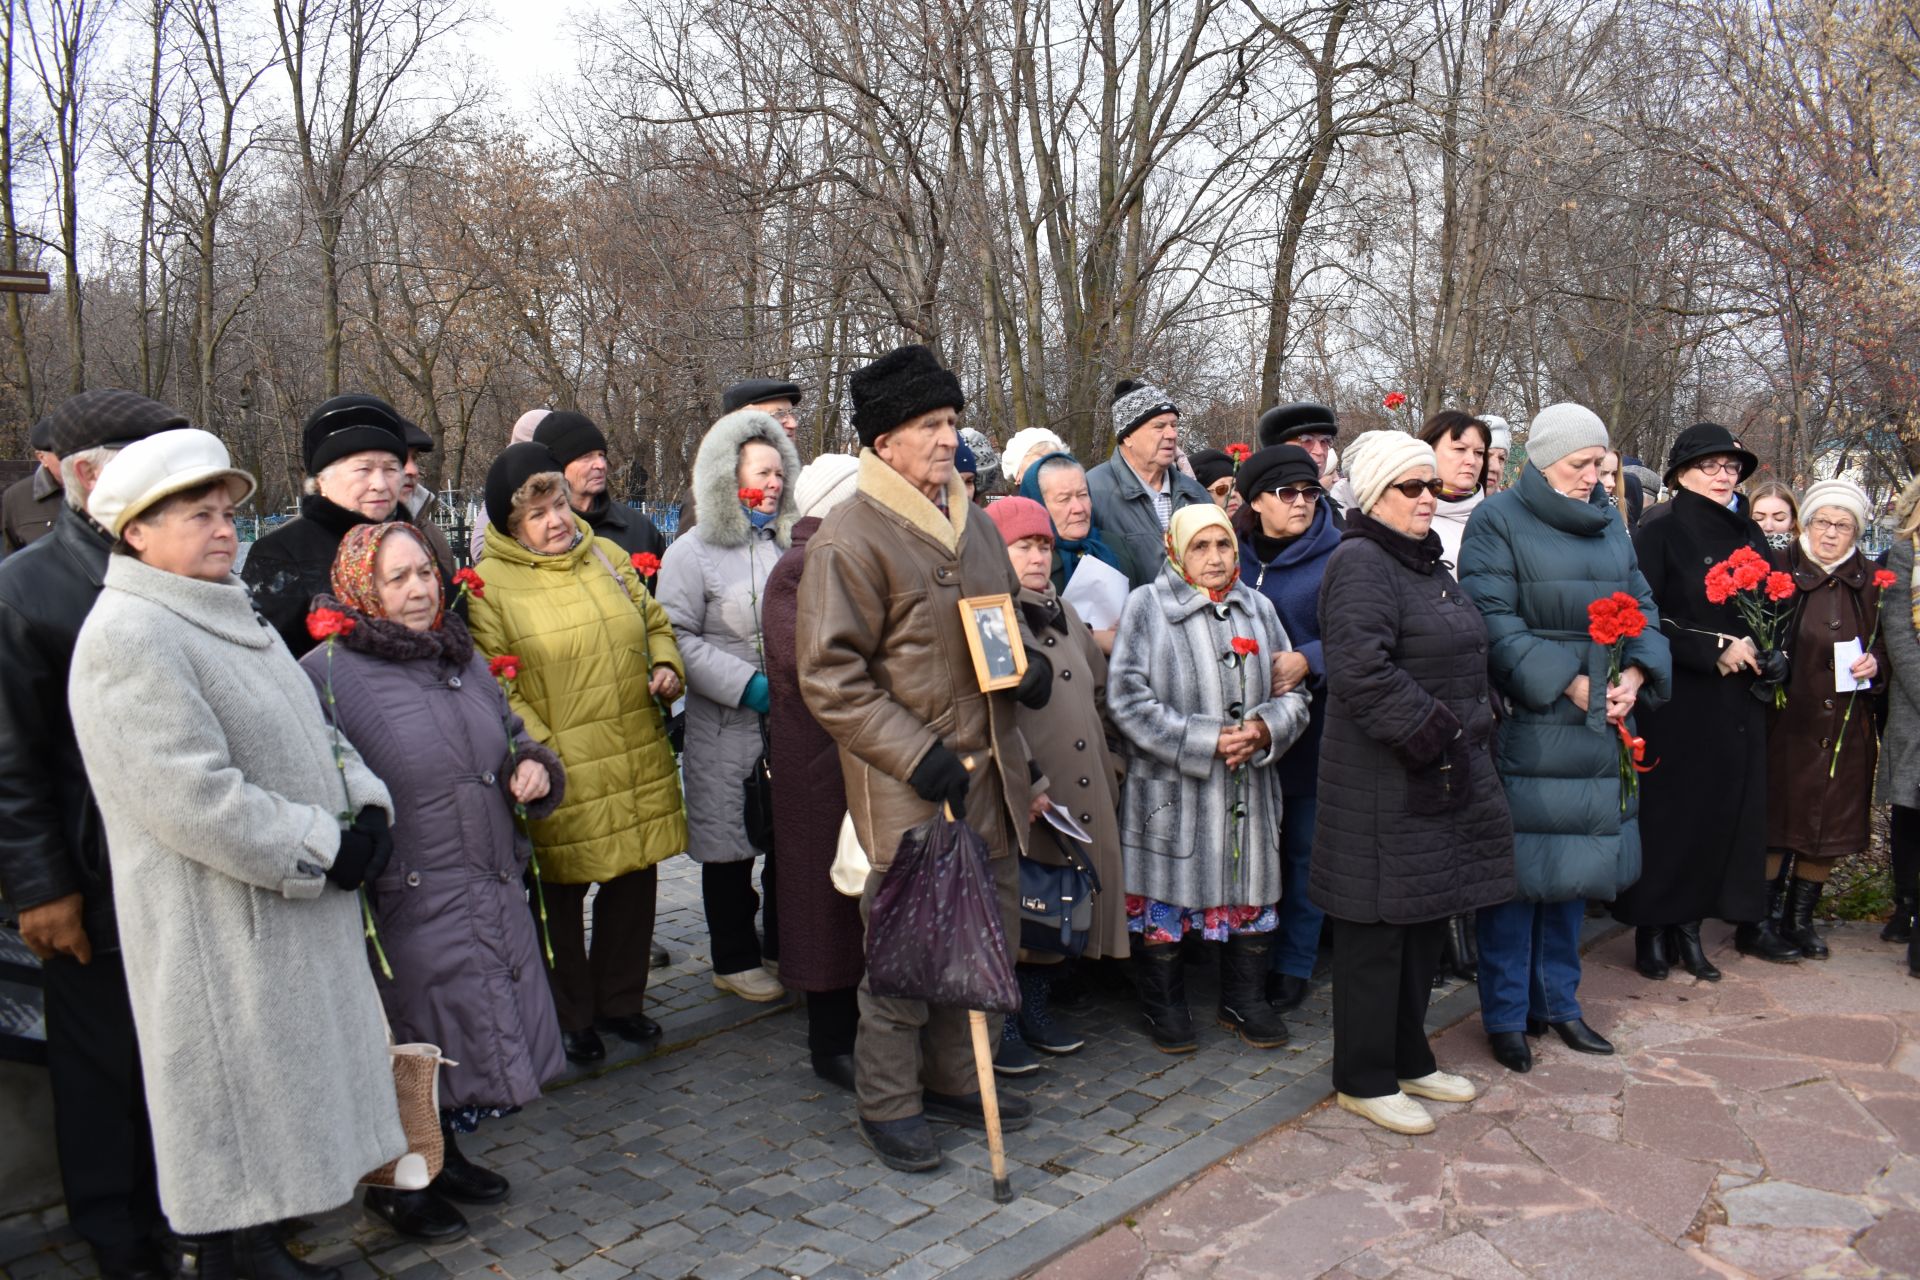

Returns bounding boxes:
[657,409,803,864]
[68,555,405,1234]
[1108,565,1310,908]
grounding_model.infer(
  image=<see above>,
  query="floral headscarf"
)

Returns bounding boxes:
[1165,503,1239,602]
[331,522,442,625]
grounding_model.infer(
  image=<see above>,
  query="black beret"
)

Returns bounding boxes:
[849,345,965,448]
[42,389,189,457]
[1189,447,1235,489]
[1257,401,1338,448]
[401,419,434,453]
[303,394,410,474]
[1235,444,1321,501]
[533,411,609,467]
[721,378,803,415]
[484,441,565,534]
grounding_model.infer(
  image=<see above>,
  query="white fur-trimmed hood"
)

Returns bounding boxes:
[691,409,804,549]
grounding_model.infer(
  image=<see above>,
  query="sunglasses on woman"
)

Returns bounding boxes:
[1385,479,1445,499]
[1270,485,1322,505]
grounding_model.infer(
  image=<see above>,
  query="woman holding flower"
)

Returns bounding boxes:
[299,523,567,1241]
[470,442,687,1065]
[1456,403,1672,1074]
[1108,503,1309,1053]
[1763,478,1886,959]
[1616,424,1803,965]
[657,409,803,1004]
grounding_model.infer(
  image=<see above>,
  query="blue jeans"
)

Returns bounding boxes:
[1267,794,1325,979]
[1475,898,1585,1034]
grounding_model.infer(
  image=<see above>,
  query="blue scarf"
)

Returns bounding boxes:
[746,506,778,530]
[1017,451,1125,592]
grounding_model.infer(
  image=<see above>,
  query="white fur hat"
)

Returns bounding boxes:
[1003,427,1067,485]
[794,453,861,520]
[1345,430,1438,515]
[1800,477,1870,536]
[88,428,255,536]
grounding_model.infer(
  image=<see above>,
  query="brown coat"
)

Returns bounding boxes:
[1766,545,1885,862]
[1015,588,1128,958]
[797,451,1035,870]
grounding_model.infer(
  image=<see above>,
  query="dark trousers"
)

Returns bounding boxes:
[1268,794,1325,979]
[855,853,1018,1122]
[541,868,656,1032]
[1892,806,1920,891]
[806,986,860,1059]
[43,950,164,1270]
[1475,898,1585,1034]
[704,857,777,975]
[1329,916,1446,1099]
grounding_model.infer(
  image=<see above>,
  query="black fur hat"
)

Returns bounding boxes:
[849,345,966,448]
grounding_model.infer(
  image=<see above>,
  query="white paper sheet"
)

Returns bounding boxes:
[1042,805,1094,844]
[1061,554,1131,631]
[1835,638,1869,692]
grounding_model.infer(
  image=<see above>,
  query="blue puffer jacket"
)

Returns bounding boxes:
[1240,501,1342,796]
[1457,465,1674,903]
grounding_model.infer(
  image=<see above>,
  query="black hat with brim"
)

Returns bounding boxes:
[43,389,190,457]
[1664,422,1757,487]
[401,420,434,453]
[484,441,565,534]
[721,378,803,415]
[1236,444,1321,501]
[1257,402,1338,448]
[303,394,410,474]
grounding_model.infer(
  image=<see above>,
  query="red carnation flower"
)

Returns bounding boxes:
[738,487,766,506]
[1875,569,1898,590]
[631,552,662,578]
[1732,560,1768,591]
[488,655,522,681]
[451,567,485,599]
[306,608,356,641]
[1230,636,1260,657]
[1226,442,1252,463]
[1705,566,1735,605]
[1765,572,1796,602]
[1608,592,1648,638]
[1383,391,1408,411]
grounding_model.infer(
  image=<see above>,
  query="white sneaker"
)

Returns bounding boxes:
[1398,1070,1477,1104]
[713,966,786,1002]
[1337,1090,1436,1135]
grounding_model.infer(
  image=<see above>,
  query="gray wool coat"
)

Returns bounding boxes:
[68,556,405,1234]
[1108,564,1310,908]
[1879,538,1920,807]
[657,409,804,864]
[299,603,568,1112]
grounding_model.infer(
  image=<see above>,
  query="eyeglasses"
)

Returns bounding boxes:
[1385,479,1445,499]
[1270,485,1322,505]
[1808,516,1855,535]
[1690,458,1743,476]
[1294,433,1334,447]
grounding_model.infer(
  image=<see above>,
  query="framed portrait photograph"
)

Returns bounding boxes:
[958,593,1028,692]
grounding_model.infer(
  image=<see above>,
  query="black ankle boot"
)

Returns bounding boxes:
[1487,1031,1532,1073]
[364,1187,469,1243]
[231,1227,338,1280]
[1441,914,1479,981]
[1634,927,1671,980]
[431,1113,509,1205]
[1767,862,1790,927]
[1016,963,1084,1054]
[1217,934,1290,1049]
[1883,893,1917,943]
[1782,877,1830,959]
[173,1233,237,1280]
[1734,920,1802,963]
[1668,921,1721,981]
[1132,942,1196,1052]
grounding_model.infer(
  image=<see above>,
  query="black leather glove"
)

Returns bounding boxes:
[1758,648,1789,684]
[1015,650,1053,709]
[328,807,393,890]
[909,743,971,812]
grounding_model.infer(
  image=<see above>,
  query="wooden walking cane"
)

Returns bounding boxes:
[946,762,1013,1203]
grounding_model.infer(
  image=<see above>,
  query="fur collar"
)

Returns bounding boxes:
[855,449,970,553]
[692,409,803,549]
[1151,560,1263,624]
[312,592,477,666]
[1343,512,1444,574]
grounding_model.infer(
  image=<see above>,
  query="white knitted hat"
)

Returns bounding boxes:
[1345,430,1437,514]
[793,453,861,519]
[1799,477,1869,536]
[1003,427,1066,485]
[1526,403,1608,469]
[1479,415,1511,451]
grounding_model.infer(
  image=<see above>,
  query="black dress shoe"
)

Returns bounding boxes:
[1734,921,1803,964]
[363,1187,469,1243]
[858,1116,942,1172]
[560,1027,605,1063]
[921,1089,1033,1132]
[811,1052,857,1092]
[1525,1017,1548,1038]
[1488,1031,1532,1073]
[598,1013,663,1044]
[232,1226,342,1280]
[1267,973,1311,1012]
[1549,1018,1614,1055]
[1634,926,1671,980]
[650,943,671,969]
[172,1234,236,1280]
[432,1118,509,1206]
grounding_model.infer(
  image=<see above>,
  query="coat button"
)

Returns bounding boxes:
[1061,670,1072,680]
[1477,694,1488,703]
[482,771,496,785]
[1820,737,1832,749]
[1823,699,1834,710]
[1078,777,1090,787]
[1075,739,1086,750]
[1830,620,1841,629]
[448,675,463,688]
[1080,813,1092,824]
[511,966,521,981]
[405,871,421,887]
[1044,636,1056,646]
[498,869,511,882]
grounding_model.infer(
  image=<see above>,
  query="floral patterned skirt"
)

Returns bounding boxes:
[1126,895,1277,943]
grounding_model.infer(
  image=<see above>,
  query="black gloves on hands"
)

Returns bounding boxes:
[1015,651,1053,709]
[909,743,972,813]
[328,807,394,891]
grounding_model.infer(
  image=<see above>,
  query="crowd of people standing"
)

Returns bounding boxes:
[2,356,1916,1280]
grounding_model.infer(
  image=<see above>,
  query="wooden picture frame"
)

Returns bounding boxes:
[958,593,1028,692]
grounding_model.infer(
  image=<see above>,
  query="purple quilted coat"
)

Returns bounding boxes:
[300,600,567,1111]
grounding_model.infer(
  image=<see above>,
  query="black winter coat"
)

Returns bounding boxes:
[242,495,443,658]
[1311,515,1516,924]
[580,494,668,592]
[1614,489,1771,926]
[0,506,121,949]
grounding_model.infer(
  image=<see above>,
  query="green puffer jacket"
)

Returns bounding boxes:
[1457,465,1673,902]
[469,518,687,884]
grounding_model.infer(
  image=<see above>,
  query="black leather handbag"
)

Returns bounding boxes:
[1018,830,1101,957]
[743,719,775,854]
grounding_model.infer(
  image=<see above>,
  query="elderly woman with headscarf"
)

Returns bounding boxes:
[1313,431,1515,1135]
[1107,503,1310,1053]
[1018,451,1133,613]
[299,522,568,1241]
[657,409,804,1004]
[469,442,687,1066]
[1763,477,1886,959]
[70,429,409,1278]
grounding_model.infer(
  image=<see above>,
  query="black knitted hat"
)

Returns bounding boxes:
[849,345,965,448]
[484,441,565,533]
[1189,448,1235,489]
[1236,444,1320,501]
[1257,401,1338,448]
[303,394,410,474]
[533,411,609,467]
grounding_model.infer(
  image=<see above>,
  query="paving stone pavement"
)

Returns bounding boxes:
[1036,923,1920,1280]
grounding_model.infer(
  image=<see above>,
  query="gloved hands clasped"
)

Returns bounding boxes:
[328,807,394,891]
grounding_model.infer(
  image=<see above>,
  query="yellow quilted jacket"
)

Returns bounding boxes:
[469,519,687,884]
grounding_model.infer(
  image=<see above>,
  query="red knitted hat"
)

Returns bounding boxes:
[987,496,1054,547]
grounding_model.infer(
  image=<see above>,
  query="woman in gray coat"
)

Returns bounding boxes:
[1878,478,1920,978]
[657,409,803,1003]
[1109,503,1310,1053]
[70,430,407,1280]
[300,522,568,1241]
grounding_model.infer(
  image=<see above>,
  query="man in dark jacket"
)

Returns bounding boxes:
[241,393,414,657]
[533,411,667,587]
[0,389,185,1280]
[1086,379,1211,586]
[397,418,458,577]
[1,417,63,553]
